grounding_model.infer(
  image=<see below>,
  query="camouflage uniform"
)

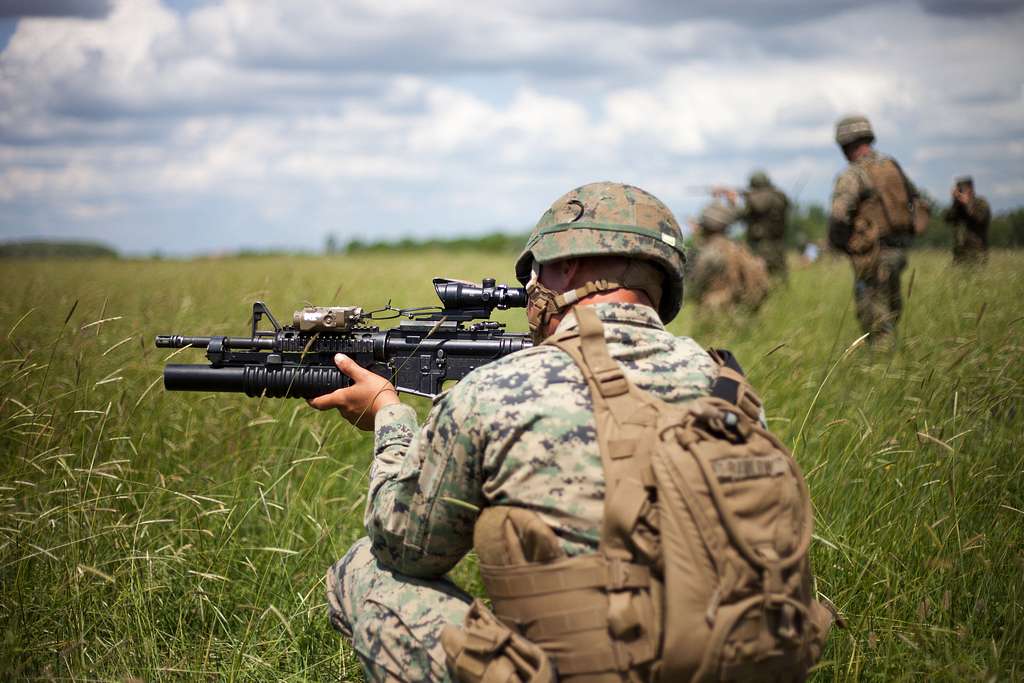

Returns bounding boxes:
[736,175,790,280]
[829,149,917,342]
[943,196,991,264]
[327,302,717,681]
[689,234,769,313]
[688,202,770,314]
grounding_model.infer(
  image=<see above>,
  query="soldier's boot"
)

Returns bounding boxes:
[326,537,472,683]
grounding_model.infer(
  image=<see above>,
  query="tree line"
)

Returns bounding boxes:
[3,203,1021,260]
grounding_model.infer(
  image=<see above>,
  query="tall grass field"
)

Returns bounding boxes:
[1,249,1021,681]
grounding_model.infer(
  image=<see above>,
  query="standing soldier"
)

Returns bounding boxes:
[310,182,832,682]
[943,176,991,264]
[718,171,791,280]
[688,202,770,314]
[828,115,922,347]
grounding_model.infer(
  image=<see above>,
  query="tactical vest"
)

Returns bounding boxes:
[847,157,917,256]
[442,307,834,683]
[745,189,788,241]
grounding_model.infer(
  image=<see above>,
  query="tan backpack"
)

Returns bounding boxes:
[699,239,770,313]
[442,307,834,683]
[848,157,925,259]
[735,245,771,311]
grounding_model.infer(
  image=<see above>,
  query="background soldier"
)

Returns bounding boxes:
[828,114,921,346]
[717,170,791,280]
[689,202,770,313]
[310,182,720,681]
[943,175,991,264]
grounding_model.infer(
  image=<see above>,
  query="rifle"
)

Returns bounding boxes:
[682,185,740,197]
[155,278,531,399]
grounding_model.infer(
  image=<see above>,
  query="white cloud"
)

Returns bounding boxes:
[992,179,1024,197]
[601,62,900,156]
[0,0,1021,253]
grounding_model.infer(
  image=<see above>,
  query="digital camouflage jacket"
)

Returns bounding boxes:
[363,302,718,577]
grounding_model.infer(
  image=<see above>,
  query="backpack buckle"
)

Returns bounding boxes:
[593,367,628,397]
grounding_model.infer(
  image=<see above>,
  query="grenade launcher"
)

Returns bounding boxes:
[155,278,531,399]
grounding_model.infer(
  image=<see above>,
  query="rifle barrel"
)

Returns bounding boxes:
[155,335,276,350]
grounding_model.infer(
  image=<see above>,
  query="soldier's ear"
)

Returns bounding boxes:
[556,258,582,285]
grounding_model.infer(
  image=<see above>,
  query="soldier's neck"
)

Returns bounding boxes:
[544,291,654,336]
[577,290,652,307]
[847,144,874,162]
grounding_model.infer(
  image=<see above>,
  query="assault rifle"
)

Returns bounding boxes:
[155,278,531,399]
[682,185,740,197]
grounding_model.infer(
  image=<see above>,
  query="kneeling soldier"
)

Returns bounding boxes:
[312,182,832,682]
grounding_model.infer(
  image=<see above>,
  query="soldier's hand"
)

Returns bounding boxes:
[307,353,400,431]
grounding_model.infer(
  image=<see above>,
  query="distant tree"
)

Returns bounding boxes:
[920,204,1024,249]
[341,230,529,254]
[788,203,828,247]
[0,240,118,259]
[990,208,1024,247]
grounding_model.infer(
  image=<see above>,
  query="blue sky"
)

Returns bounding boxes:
[1,0,1022,255]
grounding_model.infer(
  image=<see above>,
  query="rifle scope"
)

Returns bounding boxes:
[433,278,526,312]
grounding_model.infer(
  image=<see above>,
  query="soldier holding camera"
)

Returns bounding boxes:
[943,176,991,265]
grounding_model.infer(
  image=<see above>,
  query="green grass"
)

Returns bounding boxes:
[0,249,1021,680]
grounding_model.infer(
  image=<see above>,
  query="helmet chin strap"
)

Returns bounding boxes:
[525,261,664,343]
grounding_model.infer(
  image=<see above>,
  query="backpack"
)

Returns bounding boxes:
[695,238,770,313]
[849,157,925,256]
[735,245,771,311]
[442,307,835,683]
[720,239,771,311]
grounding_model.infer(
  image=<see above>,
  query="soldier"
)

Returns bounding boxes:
[718,170,791,280]
[308,182,830,681]
[828,114,921,346]
[688,202,770,313]
[943,176,991,264]
[311,182,710,680]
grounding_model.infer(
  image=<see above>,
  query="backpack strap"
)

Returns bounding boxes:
[544,306,663,671]
[546,306,651,429]
[545,306,660,559]
[575,304,630,400]
[706,348,763,424]
[888,157,918,210]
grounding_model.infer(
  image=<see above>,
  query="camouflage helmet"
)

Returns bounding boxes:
[834,115,875,146]
[698,202,735,234]
[515,181,687,323]
[749,170,771,188]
